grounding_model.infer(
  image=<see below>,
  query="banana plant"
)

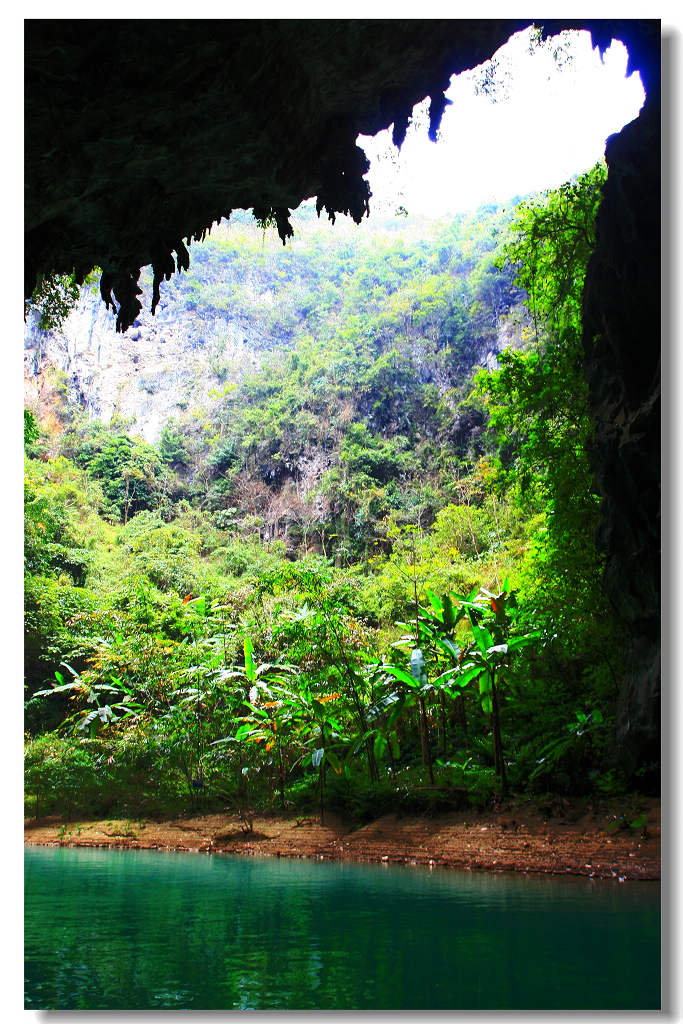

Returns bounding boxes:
[455,583,540,796]
[256,567,380,785]
[213,630,349,819]
[227,697,291,810]
[238,681,347,822]
[388,587,476,768]
[211,634,299,807]
[34,662,144,737]
[377,649,466,784]
[418,587,478,749]
[347,660,410,779]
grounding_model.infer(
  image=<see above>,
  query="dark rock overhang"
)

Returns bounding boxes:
[25,18,659,332]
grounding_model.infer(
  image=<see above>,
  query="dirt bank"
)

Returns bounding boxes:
[24,796,660,881]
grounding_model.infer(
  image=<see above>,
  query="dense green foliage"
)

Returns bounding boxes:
[171,205,525,565]
[25,172,640,823]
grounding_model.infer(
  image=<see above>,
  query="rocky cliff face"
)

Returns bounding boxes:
[25,211,525,444]
[24,267,273,443]
[25,283,520,446]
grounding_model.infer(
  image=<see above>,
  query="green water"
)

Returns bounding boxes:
[24,845,660,1010]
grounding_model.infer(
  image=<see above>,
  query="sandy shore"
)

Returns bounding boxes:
[24,796,660,881]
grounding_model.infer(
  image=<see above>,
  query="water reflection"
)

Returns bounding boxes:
[25,845,660,1010]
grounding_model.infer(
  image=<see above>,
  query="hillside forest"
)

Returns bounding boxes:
[25,162,650,825]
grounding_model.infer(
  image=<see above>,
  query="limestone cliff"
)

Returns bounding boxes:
[24,258,275,443]
[25,212,525,444]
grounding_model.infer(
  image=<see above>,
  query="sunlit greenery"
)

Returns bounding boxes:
[25,169,639,822]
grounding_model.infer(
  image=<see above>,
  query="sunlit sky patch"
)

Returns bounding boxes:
[359,27,645,217]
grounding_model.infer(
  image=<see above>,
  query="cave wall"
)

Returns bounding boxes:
[583,85,661,781]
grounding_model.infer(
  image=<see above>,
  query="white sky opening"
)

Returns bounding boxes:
[359,27,645,218]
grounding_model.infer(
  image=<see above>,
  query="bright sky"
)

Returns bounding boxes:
[360,27,645,217]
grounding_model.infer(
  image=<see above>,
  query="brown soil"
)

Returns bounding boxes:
[24,796,660,881]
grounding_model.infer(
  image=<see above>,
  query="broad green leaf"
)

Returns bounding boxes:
[441,593,456,630]
[453,664,484,686]
[374,733,387,761]
[255,662,280,677]
[216,669,252,683]
[469,618,493,655]
[367,691,401,717]
[78,709,100,732]
[433,635,460,659]
[244,635,256,683]
[383,664,420,688]
[188,595,207,616]
[478,672,493,714]
[506,632,541,649]
[432,666,462,685]
[34,682,81,696]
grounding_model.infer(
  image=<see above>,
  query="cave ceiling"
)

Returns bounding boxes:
[25,18,659,332]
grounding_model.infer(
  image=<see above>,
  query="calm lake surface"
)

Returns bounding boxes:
[24,845,660,1010]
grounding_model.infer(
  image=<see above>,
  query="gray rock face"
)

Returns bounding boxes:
[24,277,267,443]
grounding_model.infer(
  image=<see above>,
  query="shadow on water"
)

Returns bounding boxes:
[25,845,660,1011]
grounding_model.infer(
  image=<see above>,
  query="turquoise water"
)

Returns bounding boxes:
[24,845,660,1010]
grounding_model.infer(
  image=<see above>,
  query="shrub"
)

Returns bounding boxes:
[24,734,99,819]
[24,730,195,820]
